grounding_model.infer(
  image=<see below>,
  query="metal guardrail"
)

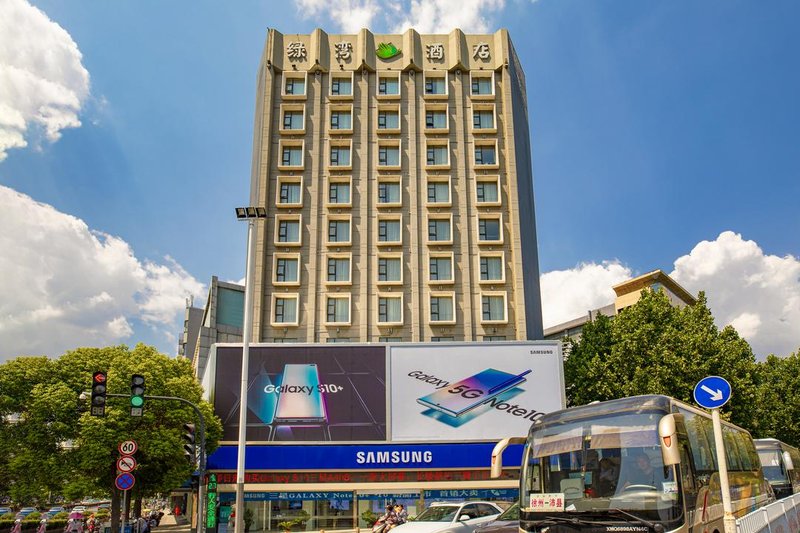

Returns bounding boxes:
[736,493,800,533]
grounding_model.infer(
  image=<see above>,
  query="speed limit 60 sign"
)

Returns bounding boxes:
[119,440,138,456]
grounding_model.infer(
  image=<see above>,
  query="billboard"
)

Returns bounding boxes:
[213,345,386,441]
[388,343,564,441]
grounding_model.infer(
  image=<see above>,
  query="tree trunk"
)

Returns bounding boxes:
[133,489,142,520]
[111,487,120,533]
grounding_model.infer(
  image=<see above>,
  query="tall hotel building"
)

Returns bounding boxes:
[247,28,543,343]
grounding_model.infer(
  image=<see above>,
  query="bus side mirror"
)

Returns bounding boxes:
[658,414,681,466]
[491,436,527,478]
[784,451,794,471]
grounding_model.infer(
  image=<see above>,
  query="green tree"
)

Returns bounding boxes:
[753,351,800,446]
[0,344,222,526]
[564,289,759,428]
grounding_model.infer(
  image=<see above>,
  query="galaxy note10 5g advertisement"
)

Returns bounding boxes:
[213,345,386,442]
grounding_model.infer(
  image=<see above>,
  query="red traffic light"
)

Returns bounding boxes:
[93,372,107,383]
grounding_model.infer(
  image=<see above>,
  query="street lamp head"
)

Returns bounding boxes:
[235,206,267,220]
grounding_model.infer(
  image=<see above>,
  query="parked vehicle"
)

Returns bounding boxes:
[474,502,518,533]
[755,438,800,500]
[392,501,502,533]
[492,395,775,533]
[0,507,13,516]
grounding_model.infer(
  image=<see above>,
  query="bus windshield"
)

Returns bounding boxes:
[523,411,682,524]
[758,450,788,483]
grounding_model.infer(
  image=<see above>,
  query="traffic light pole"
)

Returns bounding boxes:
[106,393,207,533]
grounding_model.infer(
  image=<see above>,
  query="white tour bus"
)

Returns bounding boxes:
[492,395,773,533]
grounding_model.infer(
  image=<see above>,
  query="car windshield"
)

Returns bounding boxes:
[415,505,459,522]
[524,411,682,523]
[496,503,519,521]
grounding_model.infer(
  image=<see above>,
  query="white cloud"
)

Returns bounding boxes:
[671,231,800,358]
[540,261,632,329]
[0,186,205,360]
[0,0,90,161]
[293,0,505,35]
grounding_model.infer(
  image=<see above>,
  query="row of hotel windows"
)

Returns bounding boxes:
[269,292,509,326]
[272,214,505,246]
[281,71,496,100]
[273,253,506,285]
[274,176,502,207]
[280,105,497,133]
[278,141,498,169]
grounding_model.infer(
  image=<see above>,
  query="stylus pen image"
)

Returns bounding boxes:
[488,369,531,393]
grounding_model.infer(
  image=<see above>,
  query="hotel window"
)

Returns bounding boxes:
[471,76,493,96]
[378,180,401,205]
[431,336,455,342]
[426,145,449,166]
[378,256,402,283]
[328,180,351,205]
[377,108,400,130]
[425,109,448,130]
[424,76,447,96]
[328,218,351,244]
[378,75,400,96]
[429,255,454,282]
[483,335,507,342]
[326,296,350,324]
[277,179,302,206]
[473,110,494,130]
[475,144,497,166]
[327,256,351,284]
[378,337,402,342]
[378,295,403,324]
[273,296,298,325]
[281,145,303,167]
[378,218,402,244]
[427,179,451,205]
[479,255,504,282]
[482,294,507,322]
[476,177,500,204]
[427,217,452,243]
[330,76,352,96]
[330,145,351,167]
[282,110,304,131]
[478,217,502,243]
[330,109,352,131]
[378,145,400,168]
[276,217,301,245]
[285,78,305,96]
[430,294,455,323]
[274,255,300,284]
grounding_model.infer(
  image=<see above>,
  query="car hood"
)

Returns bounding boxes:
[393,522,455,533]
[475,521,518,533]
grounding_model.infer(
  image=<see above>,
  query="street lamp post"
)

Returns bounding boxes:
[234,206,266,533]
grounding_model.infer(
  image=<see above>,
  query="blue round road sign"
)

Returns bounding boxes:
[693,375,732,409]
[115,472,135,491]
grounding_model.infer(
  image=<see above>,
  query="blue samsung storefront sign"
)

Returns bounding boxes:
[208,442,523,471]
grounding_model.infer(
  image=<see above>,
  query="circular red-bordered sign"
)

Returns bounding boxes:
[117,455,137,473]
[118,440,138,456]
[115,472,135,491]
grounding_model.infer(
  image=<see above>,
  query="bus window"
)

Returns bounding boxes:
[732,432,753,471]
[723,427,743,471]
[679,408,716,472]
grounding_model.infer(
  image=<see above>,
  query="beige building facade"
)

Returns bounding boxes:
[247,28,543,343]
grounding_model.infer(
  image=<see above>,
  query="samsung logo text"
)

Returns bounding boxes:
[356,451,434,465]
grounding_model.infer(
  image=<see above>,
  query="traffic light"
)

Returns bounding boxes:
[183,423,196,464]
[90,371,107,417]
[130,374,145,417]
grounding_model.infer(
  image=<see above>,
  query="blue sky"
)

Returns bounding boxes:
[0,0,798,360]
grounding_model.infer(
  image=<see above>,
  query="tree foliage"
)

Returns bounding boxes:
[0,344,222,506]
[564,289,761,431]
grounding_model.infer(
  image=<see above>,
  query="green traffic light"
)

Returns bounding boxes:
[131,396,144,407]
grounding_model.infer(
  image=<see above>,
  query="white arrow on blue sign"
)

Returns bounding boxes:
[693,375,732,409]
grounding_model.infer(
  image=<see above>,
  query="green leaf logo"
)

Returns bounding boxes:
[376,42,401,59]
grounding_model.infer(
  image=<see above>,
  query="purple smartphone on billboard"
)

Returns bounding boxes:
[416,368,531,417]
[273,363,327,423]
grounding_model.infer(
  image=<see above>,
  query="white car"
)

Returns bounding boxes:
[393,502,503,533]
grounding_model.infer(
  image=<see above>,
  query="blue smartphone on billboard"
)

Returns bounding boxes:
[417,368,531,417]
[248,373,277,424]
[274,363,327,423]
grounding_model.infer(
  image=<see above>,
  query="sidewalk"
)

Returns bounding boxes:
[152,514,191,532]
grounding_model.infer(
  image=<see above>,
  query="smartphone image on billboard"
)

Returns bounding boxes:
[248,372,278,425]
[273,363,327,423]
[416,368,531,418]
